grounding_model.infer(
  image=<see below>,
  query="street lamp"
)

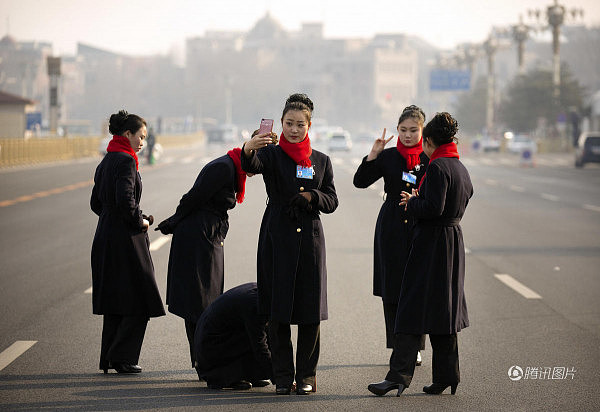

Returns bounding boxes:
[528,0,584,100]
[483,34,498,136]
[511,15,531,75]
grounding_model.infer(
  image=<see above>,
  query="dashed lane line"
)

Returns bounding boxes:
[84,287,92,294]
[583,204,600,213]
[149,235,171,251]
[541,193,560,202]
[509,185,525,192]
[494,274,542,299]
[0,180,93,207]
[0,341,37,371]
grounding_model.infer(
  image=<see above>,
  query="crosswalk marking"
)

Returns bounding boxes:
[0,341,37,371]
[494,274,542,299]
[541,193,560,202]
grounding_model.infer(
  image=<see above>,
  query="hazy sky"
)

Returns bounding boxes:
[2,0,599,56]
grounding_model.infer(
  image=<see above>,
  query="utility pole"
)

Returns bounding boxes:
[483,34,498,137]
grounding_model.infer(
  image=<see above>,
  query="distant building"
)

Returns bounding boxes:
[185,13,419,132]
[0,90,36,138]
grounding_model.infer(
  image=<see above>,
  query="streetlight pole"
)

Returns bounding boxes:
[511,15,530,75]
[483,34,498,137]
[528,0,584,100]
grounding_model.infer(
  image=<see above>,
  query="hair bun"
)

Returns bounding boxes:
[286,93,314,112]
[108,109,130,135]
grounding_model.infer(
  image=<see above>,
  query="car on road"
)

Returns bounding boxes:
[575,131,600,168]
[206,124,238,144]
[327,130,352,152]
[507,134,537,154]
[480,136,500,152]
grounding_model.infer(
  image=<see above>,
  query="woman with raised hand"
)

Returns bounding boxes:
[91,110,165,374]
[241,93,338,395]
[354,105,429,366]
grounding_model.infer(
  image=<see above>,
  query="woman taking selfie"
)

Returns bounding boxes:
[242,93,338,395]
[91,110,165,374]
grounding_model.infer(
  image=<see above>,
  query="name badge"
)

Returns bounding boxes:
[296,165,314,179]
[402,171,417,185]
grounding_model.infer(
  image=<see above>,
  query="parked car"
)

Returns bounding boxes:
[328,131,352,152]
[206,124,238,144]
[575,132,600,168]
[480,136,500,152]
[507,134,537,154]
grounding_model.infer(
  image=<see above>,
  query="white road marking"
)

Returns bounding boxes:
[332,157,343,165]
[583,204,600,213]
[368,185,379,191]
[351,158,361,166]
[541,193,560,202]
[494,274,542,299]
[485,179,498,186]
[182,156,194,164]
[150,235,171,251]
[509,185,525,192]
[0,341,37,371]
[84,287,92,294]
[465,247,471,254]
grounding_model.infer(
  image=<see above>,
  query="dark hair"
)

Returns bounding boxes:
[281,93,314,123]
[422,112,459,146]
[397,105,426,127]
[108,110,147,136]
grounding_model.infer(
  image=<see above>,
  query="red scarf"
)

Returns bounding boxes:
[107,135,139,170]
[227,148,246,204]
[419,142,460,190]
[278,132,312,167]
[396,137,423,170]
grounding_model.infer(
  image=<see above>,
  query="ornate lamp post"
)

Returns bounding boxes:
[511,15,531,75]
[528,0,584,100]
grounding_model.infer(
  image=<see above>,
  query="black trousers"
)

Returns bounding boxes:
[383,303,425,350]
[268,321,320,388]
[99,315,148,369]
[386,333,460,387]
[185,319,197,368]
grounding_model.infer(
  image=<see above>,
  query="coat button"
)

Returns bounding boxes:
[220,241,224,246]
[299,187,304,191]
[404,220,408,224]
[296,228,301,233]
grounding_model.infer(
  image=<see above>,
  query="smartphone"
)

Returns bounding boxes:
[259,118,274,136]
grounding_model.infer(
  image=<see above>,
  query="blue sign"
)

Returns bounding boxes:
[26,112,42,130]
[430,70,471,91]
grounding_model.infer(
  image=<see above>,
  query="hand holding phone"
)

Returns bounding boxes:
[259,118,276,143]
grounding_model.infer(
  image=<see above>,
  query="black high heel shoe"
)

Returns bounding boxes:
[423,382,458,395]
[367,380,405,396]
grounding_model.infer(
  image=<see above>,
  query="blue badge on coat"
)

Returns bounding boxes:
[296,165,314,179]
[402,171,417,185]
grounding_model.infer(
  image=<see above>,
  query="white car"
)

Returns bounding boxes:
[328,131,352,152]
[507,134,537,154]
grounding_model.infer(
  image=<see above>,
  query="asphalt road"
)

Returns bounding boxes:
[0,141,599,411]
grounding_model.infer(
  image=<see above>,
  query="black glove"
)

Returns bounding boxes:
[289,193,312,212]
[155,219,173,234]
[142,214,154,226]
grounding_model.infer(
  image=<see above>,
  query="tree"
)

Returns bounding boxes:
[498,64,585,133]
[453,76,487,134]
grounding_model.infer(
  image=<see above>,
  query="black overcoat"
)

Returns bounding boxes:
[90,152,165,317]
[194,282,272,386]
[353,148,429,303]
[241,144,338,324]
[395,157,473,335]
[164,155,237,322]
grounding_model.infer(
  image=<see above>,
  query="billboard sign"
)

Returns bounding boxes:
[430,70,471,91]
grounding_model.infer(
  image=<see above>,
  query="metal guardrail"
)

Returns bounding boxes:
[0,133,204,168]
